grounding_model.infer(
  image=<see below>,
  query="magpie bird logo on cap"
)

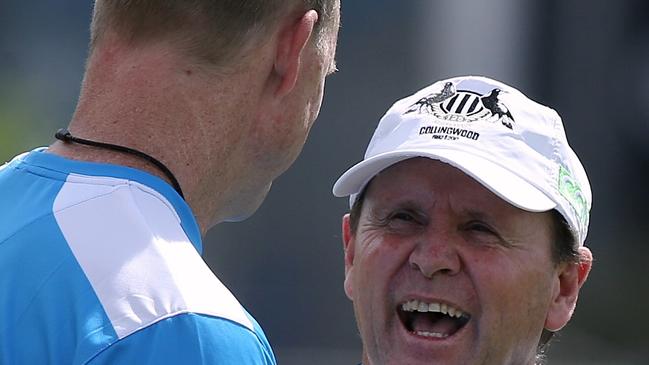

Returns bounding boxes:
[406,82,457,114]
[406,84,515,130]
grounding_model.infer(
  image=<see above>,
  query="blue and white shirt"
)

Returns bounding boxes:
[0,148,276,364]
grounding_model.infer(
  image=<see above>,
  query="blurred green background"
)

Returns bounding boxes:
[1,1,648,364]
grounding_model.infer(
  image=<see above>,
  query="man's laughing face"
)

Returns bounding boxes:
[341,158,589,365]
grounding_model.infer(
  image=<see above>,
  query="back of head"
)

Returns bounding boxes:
[90,0,338,65]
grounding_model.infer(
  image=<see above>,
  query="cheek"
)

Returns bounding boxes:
[471,256,556,333]
[349,237,412,343]
[350,236,417,317]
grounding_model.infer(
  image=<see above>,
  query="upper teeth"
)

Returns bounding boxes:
[401,300,465,319]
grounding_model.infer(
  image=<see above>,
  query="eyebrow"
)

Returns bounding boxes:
[465,209,490,221]
[464,208,505,223]
[367,199,427,217]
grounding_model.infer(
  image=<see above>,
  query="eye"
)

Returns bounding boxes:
[379,209,425,231]
[366,204,426,233]
[462,220,513,248]
[391,211,416,222]
[465,221,496,235]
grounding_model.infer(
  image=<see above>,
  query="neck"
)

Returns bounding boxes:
[54,129,185,198]
[50,39,260,236]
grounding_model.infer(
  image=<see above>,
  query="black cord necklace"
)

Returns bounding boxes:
[54,129,185,199]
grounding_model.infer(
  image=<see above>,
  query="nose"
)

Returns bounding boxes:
[408,228,461,279]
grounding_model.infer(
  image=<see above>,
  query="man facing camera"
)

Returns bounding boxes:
[333,76,593,365]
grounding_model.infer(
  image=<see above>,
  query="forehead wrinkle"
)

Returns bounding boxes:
[365,184,438,214]
[363,157,514,219]
[366,171,439,204]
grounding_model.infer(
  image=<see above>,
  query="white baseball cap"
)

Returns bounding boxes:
[333,76,591,246]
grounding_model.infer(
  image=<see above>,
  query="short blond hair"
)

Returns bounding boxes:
[90,0,338,64]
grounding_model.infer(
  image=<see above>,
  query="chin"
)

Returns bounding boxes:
[223,182,272,223]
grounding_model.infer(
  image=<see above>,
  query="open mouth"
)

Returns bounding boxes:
[397,300,471,339]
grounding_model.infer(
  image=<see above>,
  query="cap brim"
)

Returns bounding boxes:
[333,149,556,212]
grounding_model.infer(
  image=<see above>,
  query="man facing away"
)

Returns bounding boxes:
[333,76,593,365]
[0,1,340,364]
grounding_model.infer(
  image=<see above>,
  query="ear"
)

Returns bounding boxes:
[342,214,356,301]
[273,10,318,98]
[545,247,593,331]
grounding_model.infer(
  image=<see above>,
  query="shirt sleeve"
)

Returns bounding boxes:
[86,312,276,365]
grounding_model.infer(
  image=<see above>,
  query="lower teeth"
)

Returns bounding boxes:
[414,331,448,338]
